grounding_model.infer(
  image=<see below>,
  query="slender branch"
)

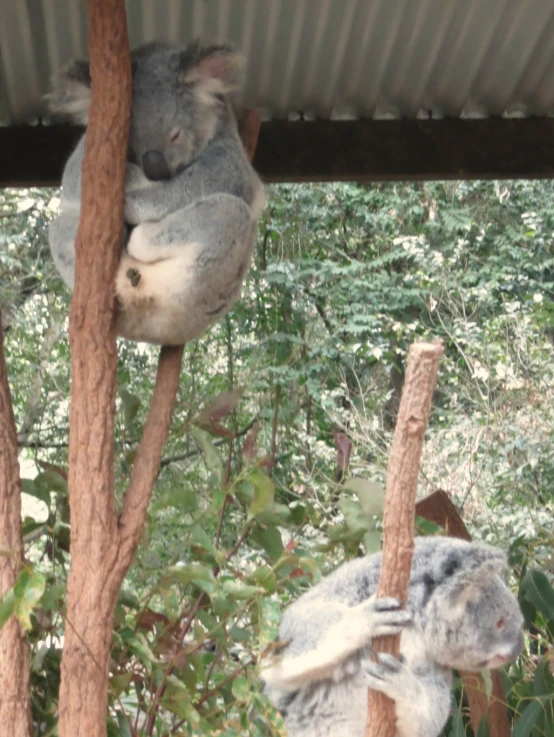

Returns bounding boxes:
[194,657,256,709]
[225,520,255,562]
[143,106,262,736]
[116,345,184,570]
[144,591,206,736]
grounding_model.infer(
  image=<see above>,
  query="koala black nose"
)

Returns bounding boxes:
[141,150,171,181]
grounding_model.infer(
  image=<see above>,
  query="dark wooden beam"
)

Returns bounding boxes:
[256,118,554,182]
[3,118,554,187]
[1,125,84,188]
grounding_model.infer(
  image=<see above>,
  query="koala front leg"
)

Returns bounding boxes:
[126,193,254,265]
[263,597,411,691]
[363,654,451,737]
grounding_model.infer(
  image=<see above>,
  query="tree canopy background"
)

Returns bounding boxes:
[1,180,553,735]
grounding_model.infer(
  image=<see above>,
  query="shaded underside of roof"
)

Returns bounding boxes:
[2,0,554,126]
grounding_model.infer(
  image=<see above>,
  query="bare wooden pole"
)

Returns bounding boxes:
[0,310,32,737]
[365,340,443,737]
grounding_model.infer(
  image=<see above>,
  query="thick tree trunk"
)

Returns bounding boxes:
[365,341,443,737]
[56,6,262,730]
[0,310,32,737]
[57,2,132,735]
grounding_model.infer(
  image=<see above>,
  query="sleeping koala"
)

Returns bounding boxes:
[263,536,524,737]
[48,41,265,346]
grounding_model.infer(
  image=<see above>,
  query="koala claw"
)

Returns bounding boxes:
[126,268,141,287]
[359,595,412,637]
[372,596,404,611]
[363,652,410,696]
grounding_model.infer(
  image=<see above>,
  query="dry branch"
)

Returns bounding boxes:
[365,340,443,737]
[0,309,32,737]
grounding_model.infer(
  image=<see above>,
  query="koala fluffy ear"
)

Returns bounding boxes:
[180,41,243,96]
[48,59,91,123]
[448,544,508,604]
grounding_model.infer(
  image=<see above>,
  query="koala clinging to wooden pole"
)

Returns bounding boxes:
[48,41,265,346]
[262,536,524,737]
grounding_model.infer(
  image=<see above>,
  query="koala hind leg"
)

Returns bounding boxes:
[363,654,451,737]
[117,194,255,345]
[126,193,253,265]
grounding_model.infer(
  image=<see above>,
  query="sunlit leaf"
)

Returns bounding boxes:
[248,471,275,519]
[221,580,264,600]
[258,598,281,648]
[119,389,141,427]
[232,676,252,702]
[13,567,46,631]
[0,589,14,629]
[190,427,225,484]
[162,563,218,595]
[342,478,385,517]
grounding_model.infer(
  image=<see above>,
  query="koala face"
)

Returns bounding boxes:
[129,43,240,181]
[415,543,524,672]
[49,40,242,182]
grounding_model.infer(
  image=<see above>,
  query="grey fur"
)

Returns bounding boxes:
[48,41,265,346]
[263,536,524,737]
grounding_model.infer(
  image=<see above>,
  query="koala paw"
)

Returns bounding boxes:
[124,166,153,225]
[357,595,412,638]
[363,653,416,701]
[126,268,141,287]
[125,163,150,192]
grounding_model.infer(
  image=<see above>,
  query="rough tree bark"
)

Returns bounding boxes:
[57,2,133,734]
[365,340,443,737]
[415,490,511,737]
[0,309,32,737]
[56,3,263,727]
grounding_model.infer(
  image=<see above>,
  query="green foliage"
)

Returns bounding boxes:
[2,179,554,734]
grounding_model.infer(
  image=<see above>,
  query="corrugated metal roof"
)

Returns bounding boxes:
[1,0,554,125]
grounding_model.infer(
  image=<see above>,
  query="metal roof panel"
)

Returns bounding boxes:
[1,0,554,125]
